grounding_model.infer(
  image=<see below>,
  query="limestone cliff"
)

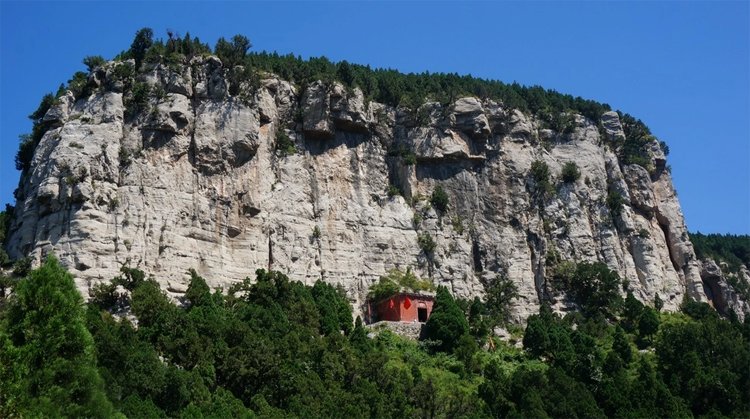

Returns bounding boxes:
[6,56,710,320]
[698,259,749,320]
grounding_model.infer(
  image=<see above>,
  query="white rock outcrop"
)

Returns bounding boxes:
[6,57,709,321]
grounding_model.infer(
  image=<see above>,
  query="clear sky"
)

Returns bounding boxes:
[1,1,748,233]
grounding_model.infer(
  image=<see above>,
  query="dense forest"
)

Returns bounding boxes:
[0,256,748,417]
[690,232,750,273]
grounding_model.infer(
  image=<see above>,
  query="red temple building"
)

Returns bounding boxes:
[368,292,435,323]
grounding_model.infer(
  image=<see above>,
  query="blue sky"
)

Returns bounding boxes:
[1,1,748,233]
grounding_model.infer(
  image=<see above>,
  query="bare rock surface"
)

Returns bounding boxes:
[6,56,709,320]
[699,259,749,321]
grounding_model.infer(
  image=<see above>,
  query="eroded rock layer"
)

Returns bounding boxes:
[6,57,708,320]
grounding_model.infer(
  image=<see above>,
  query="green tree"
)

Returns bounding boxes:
[0,274,15,299]
[654,293,664,312]
[129,27,154,68]
[430,185,449,213]
[467,297,489,338]
[114,265,147,291]
[417,231,437,255]
[16,93,56,171]
[349,316,371,353]
[529,160,550,184]
[557,261,623,317]
[522,305,575,370]
[481,274,519,327]
[0,205,13,266]
[185,269,213,308]
[275,129,296,156]
[628,358,690,417]
[2,256,116,417]
[561,161,581,183]
[606,189,625,216]
[530,160,552,194]
[83,55,106,72]
[523,307,553,358]
[89,281,123,311]
[424,286,469,352]
[638,307,660,344]
[214,34,251,68]
[656,311,750,416]
[612,326,632,365]
[311,280,353,335]
[622,291,644,332]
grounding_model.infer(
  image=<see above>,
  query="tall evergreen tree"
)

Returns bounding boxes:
[424,286,469,352]
[1,256,116,417]
[129,27,154,68]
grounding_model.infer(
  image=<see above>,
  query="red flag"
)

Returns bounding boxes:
[388,298,394,309]
[404,297,412,310]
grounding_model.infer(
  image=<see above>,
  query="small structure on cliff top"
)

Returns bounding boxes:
[367,292,435,323]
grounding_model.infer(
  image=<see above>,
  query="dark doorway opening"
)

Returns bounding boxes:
[418,307,428,322]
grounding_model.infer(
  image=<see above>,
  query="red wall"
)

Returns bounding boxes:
[374,296,401,322]
[373,294,434,323]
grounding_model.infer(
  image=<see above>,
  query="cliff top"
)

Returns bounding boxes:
[13,29,666,179]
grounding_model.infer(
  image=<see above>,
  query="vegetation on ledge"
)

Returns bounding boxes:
[690,232,750,301]
[14,27,665,179]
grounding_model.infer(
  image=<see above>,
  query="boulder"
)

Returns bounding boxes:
[302,81,334,139]
[600,111,625,140]
[451,97,490,138]
[330,82,369,133]
[623,164,656,215]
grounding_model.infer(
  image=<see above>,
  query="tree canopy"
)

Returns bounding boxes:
[1,256,116,417]
[0,258,748,417]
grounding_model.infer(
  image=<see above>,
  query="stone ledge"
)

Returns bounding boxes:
[366,320,425,340]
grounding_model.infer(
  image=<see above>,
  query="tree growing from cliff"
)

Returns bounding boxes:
[214,34,252,68]
[15,92,56,172]
[129,27,154,69]
[0,205,12,266]
[83,55,106,72]
[530,160,553,195]
[606,189,625,217]
[430,185,449,213]
[561,161,581,183]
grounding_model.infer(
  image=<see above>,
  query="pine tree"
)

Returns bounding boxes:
[129,27,154,69]
[638,307,660,344]
[612,326,632,364]
[424,286,469,352]
[349,316,371,353]
[2,256,116,417]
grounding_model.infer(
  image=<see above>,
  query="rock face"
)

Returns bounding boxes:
[6,56,710,321]
[699,259,749,321]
